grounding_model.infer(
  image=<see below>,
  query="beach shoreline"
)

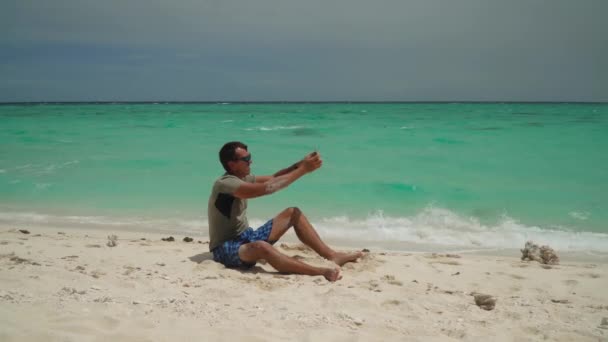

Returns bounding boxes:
[3,222,608,261]
[1,225,607,341]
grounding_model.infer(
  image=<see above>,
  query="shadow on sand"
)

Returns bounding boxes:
[188,252,273,275]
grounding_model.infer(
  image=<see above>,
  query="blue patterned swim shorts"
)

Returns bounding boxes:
[212,219,275,268]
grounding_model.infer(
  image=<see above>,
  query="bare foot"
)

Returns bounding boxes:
[330,251,364,266]
[323,267,342,282]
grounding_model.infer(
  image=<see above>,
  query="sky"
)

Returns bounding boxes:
[1,0,607,102]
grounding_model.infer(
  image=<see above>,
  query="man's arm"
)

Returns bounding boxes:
[234,153,321,199]
[273,161,301,177]
[255,161,301,183]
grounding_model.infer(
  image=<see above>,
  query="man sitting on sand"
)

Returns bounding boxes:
[207,141,362,281]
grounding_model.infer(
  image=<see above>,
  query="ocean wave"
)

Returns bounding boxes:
[0,211,205,235]
[244,125,305,131]
[34,183,53,190]
[302,208,608,252]
[11,160,80,176]
[1,207,607,252]
[569,211,590,221]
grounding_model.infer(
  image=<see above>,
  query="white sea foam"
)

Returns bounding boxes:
[1,207,607,252]
[34,183,53,190]
[15,164,32,170]
[305,208,608,252]
[0,211,206,236]
[569,211,590,221]
[14,160,80,176]
[41,160,79,174]
[245,125,305,131]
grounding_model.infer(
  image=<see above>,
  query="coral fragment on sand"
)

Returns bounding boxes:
[520,241,559,265]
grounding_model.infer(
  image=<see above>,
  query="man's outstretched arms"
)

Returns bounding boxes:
[233,153,321,199]
[255,160,302,184]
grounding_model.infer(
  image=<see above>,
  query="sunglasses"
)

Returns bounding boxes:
[235,154,252,163]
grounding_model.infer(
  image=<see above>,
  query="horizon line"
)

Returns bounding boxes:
[1,100,607,105]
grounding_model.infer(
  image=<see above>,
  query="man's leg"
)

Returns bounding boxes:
[238,241,341,282]
[268,207,362,266]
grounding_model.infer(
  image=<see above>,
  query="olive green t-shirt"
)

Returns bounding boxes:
[207,173,256,251]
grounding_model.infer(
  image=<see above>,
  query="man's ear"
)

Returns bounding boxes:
[226,160,235,173]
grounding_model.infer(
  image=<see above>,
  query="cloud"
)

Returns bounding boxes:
[1,0,607,101]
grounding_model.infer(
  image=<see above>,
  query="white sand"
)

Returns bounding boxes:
[1,226,607,341]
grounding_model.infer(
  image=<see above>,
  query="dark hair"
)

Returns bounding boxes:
[219,141,248,172]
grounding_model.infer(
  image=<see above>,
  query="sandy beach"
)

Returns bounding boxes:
[1,226,607,341]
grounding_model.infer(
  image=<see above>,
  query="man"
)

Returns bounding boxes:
[207,141,362,282]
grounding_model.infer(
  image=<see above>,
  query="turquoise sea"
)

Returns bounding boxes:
[1,103,607,251]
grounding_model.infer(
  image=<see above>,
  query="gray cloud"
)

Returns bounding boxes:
[1,0,607,101]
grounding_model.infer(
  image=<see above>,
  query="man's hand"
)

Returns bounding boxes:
[301,151,322,173]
